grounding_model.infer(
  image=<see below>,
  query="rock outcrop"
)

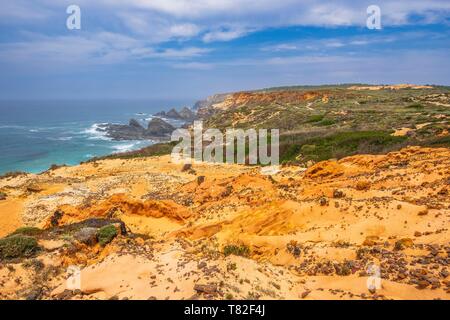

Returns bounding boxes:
[155,107,197,121]
[97,118,174,141]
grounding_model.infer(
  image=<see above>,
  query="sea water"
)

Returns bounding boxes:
[0,99,192,174]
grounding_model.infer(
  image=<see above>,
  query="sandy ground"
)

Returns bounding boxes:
[0,146,449,300]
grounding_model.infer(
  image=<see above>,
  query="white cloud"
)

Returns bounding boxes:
[202,26,250,42]
[2,1,449,43]
[0,32,210,67]
[172,61,214,70]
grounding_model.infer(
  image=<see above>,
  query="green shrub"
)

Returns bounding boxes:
[316,119,336,126]
[291,131,407,162]
[301,144,316,153]
[0,235,39,259]
[406,103,424,109]
[306,114,325,123]
[97,225,118,246]
[9,227,42,237]
[223,244,250,257]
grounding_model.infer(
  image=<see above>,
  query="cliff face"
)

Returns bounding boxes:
[0,146,449,300]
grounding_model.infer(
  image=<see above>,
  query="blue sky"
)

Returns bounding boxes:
[0,0,449,101]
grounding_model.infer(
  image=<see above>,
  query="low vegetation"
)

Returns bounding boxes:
[223,244,250,257]
[0,235,39,260]
[97,225,118,246]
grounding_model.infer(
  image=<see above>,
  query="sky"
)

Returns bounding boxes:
[0,0,449,101]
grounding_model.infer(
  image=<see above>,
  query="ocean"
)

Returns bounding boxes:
[0,99,192,174]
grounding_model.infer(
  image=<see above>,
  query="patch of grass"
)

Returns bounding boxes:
[225,293,234,300]
[425,135,450,147]
[89,142,175,161]
[406,103,425,109]
[0,235,39,260]
[8,227,42,237]
[223,244,250,257]
[316,119,336,126]
[306,114,325,123]
[281,131,408,163]
[97,225,118,246]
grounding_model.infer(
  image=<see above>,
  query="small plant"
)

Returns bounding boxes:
[406,103,424,109]
[223,244,250,257]
[97,225,118,246]
[9,227,42,237]
[0,235,39,259]
[306,114,325,123]
[225,293,234,300]
[227,262,237,271]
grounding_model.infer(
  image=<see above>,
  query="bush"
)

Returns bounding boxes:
[406,103,424,109]
[9,227,42,237]
[306,114,325,123]
[223,244,250,257]
[97,225,118,246]
[290,131,407,162]
[316,119,336,126]
[0,235,39,259]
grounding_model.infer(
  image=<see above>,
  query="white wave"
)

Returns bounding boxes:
[48,136,73,141]
[111,142,139,153]
[82,123,112,141]
[0,125,27,129]
[111,141,153,154]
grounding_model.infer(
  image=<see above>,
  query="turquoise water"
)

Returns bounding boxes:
[0,100,191,174]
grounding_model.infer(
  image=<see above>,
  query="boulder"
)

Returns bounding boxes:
[74,227,98,246]
[129,119,144,130]
[194,284,217,294]
[146,118,175,136]
[178,107,196,120]
[166,108,182,119]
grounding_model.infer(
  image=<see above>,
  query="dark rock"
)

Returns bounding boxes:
[97,120,146,141]
[0,192,6,201]
[178,107,196,120]
[319,197,328,206]
[333,190,345,198]
[74,227,98,246]
[50,210,64,227]
[147,118,175,136]
[197,176,206,185]
[301,290,310,299]
[54,289,76,300]
[181,163,193,172]
[417,280,429,289]
[26,288,42,300]
[166,108,182,119]
[129,119,144,129]
[26,183,43,193]
[394,238,414,251]
[194,284,217,294]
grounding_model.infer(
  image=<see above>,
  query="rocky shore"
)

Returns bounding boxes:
[97,118,175,141]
